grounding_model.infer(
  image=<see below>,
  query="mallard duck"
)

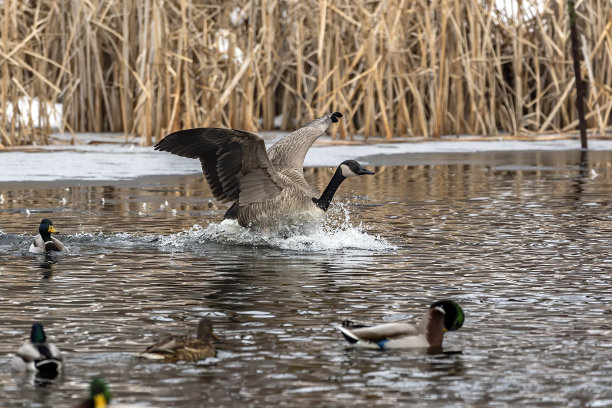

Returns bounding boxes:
[11,323,63,378]
[339,300,464,350]
[73,378,112,408]
[138,318,217,362]
[29,218,67,253]
[154,113,375,229]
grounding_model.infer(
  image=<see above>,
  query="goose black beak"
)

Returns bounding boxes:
[330,112,343,123]
[357,167,375,175]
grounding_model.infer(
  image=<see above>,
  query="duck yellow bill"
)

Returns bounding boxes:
[94,394,107,408]
[48,226,58,234]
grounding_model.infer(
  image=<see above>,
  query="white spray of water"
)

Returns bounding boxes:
[62,204,395,253]
[160,207,395,252]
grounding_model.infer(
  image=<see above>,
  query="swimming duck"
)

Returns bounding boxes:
[29,218,67,253]
[11,323,63,378]
[339,300,464,350]
[154,113,374,229]
[138,318,217,362]
[73,378,112,408]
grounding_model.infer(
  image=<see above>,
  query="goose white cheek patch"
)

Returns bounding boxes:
[340,164,357,177]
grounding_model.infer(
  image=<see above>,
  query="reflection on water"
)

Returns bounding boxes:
[0,150,612,407]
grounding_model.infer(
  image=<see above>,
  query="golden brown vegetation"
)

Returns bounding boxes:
[1,0,611,146]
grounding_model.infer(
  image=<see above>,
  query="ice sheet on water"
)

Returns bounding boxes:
[4,137,612,183]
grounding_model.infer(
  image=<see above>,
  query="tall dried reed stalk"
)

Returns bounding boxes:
[1,0,611,146]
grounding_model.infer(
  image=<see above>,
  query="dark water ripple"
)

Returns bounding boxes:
[0,150,611,407]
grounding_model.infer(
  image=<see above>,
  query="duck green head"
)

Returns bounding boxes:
[89,378,112,408]
[430,300,464,332]
[30,323,46,344]
[39,219,58,236]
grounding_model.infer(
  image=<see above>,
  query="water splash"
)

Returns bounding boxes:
[3,208,395,253]
[160,217,395,252]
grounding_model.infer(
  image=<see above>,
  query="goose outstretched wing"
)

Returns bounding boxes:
[267,112,342,175]
[154,128,285,205]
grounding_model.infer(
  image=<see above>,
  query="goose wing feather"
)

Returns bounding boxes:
[267,113,338,176]
[345,323,421,342]
[155,128,285,205]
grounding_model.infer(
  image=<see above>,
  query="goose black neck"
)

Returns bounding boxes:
[313,167,346,211]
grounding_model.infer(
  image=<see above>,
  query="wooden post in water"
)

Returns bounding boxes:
[568,0,588,149]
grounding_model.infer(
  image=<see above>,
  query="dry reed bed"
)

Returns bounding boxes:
[0,0,611,146]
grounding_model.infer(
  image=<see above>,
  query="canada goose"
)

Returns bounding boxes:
[73,378,112,408]
[339,300,464,350]
[138,318,217,362]
[11,323,63,378]
[154,112,374,228]
[29,218,67,253]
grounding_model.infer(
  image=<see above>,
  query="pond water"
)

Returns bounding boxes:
[0,149,611,407]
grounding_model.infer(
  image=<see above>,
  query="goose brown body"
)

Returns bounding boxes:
[154,113,374,228]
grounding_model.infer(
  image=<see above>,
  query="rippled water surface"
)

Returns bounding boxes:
[1,150,612,407]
